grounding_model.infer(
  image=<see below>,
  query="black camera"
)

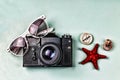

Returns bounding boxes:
[23,33,72,67]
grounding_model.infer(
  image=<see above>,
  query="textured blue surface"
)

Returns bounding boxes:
[0,0,120,80]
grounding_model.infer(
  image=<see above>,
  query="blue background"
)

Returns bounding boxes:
[0,0,120,80]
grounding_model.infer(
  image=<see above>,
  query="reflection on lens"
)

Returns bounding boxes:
[9,37,26,56]
[42,47,55,60]
[29,15,48,36]
[40,44,61,65]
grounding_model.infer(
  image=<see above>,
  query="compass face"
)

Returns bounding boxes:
[80,33,94,45]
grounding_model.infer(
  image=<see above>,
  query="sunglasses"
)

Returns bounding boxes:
[7,15,54,56]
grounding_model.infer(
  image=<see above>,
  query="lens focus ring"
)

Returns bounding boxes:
[39,43,61,65]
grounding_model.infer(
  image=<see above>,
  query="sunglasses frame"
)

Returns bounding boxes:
[7,15,54,56]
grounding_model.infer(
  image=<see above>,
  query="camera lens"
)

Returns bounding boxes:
[42,47,55,60]
[39,44,61,65]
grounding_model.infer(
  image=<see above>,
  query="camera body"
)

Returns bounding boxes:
[23,33,72,67]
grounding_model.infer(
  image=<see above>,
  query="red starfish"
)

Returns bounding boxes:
[79,43,108,70]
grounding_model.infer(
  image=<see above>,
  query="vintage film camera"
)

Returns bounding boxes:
[23,33,72,67]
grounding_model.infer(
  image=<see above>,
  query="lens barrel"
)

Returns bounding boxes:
[39,43,61,65]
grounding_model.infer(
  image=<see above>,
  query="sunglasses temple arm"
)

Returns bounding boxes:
[37,27,55,36]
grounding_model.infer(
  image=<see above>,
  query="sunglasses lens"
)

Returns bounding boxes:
[29,15,48,36]
[9,37,26,56]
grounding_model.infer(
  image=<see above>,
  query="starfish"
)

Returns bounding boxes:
[79,43,108,70]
